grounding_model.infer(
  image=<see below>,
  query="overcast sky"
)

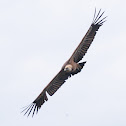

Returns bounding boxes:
[0,0,126,126]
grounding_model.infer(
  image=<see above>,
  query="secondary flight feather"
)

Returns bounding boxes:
[22,9,106,117]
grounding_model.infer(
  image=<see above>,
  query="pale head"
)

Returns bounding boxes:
[64,64,73,72]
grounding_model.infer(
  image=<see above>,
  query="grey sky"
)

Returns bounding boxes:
[0,0,126,126]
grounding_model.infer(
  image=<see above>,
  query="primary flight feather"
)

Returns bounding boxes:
[22,9,106,117]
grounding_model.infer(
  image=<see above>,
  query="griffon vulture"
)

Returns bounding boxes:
[22,9,106,117]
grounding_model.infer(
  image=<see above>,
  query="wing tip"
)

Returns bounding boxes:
[21,103,39,117]
[92,8,107,26]
[21,91,48,117]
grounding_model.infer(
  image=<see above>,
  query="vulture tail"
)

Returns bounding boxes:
[79,61,86,68]
[72,61,86,75]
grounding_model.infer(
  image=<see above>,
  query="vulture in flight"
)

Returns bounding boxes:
[22,9,106,117]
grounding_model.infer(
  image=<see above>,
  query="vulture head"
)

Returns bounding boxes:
[64,64,73,72]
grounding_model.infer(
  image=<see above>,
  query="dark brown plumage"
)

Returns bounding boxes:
[22,9,106,117]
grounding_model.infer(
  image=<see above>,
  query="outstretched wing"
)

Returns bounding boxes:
[70,9,106,63]
[22,9,106,117]
[22,69,71,117]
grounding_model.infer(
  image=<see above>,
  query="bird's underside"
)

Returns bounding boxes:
[22,9,106,117]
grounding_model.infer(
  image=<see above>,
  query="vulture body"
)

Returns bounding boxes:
[22,9,106,117]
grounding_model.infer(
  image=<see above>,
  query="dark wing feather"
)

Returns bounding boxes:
[70,9,106,63]
[22,69,71,117]
[46,69,71,96]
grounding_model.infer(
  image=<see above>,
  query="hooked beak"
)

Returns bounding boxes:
[64,68,69,71]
